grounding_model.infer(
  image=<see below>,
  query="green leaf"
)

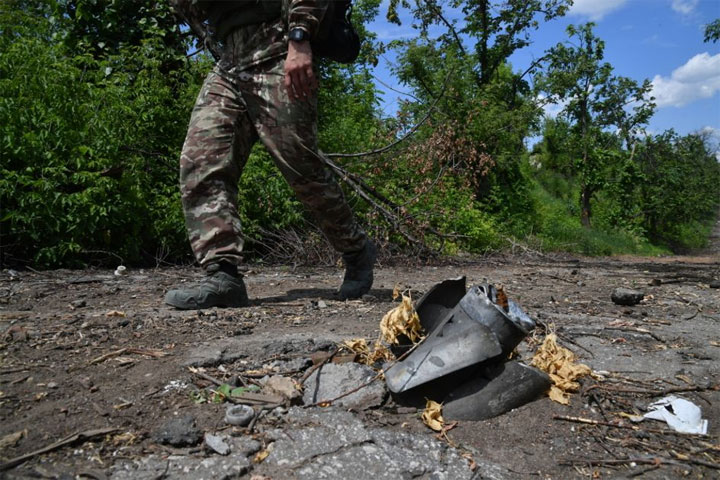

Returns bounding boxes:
[230,385,260,396]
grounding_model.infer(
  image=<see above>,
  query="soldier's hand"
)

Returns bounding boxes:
[285,40,316,101]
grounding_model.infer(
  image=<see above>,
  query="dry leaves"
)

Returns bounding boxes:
[112,432,137,446]
[421,400,445,431]
[531,334,591,405]
[342,338,394,365]
[380,293,423,345]
[253,449,270,463]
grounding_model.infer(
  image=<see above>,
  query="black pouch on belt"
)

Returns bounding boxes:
[312,0,361,64]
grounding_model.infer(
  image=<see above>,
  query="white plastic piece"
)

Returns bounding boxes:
[114,265,127,276]
[642,395,708,435]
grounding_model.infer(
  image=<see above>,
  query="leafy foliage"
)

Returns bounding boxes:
[535,23,655,227]
[1,0,717,268]
[0,2,203,266]
[704,19,720,43]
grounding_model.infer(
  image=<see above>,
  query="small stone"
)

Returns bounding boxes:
[265,376,301,403]
[709,280,720,289]
[47,382,58,389]
[79,377,94,389]
[316,300,328,309]
[227,375,241,387]
[280,357,312,372]
[230,436,262,457]
[361,294,378,302]
[649,278,662,286]
[152,415,201,447]
[204,433,231,455]
[70,299,87,308]
[611,287,644,306]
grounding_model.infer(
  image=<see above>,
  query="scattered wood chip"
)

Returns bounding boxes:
[112,432,137,446]
[0,430,25,450]
[114,357,135,366]
[495,285,509,312]
[105,310,125,317]
[3,325,28,342]
[253,449,270,463]
[89,348,168,365]
[229,392,284,406]
[675,374,694,385]
[112,399,133,410]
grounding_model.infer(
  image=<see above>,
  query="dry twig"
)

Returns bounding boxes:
[89,348,167,365]
[300,347,339,385]
[553,415,713,438]
[0,427,118,471]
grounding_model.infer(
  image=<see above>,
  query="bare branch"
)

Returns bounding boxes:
[327,69,454,159]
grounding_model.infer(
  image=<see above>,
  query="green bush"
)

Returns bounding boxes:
[0,7,205,266]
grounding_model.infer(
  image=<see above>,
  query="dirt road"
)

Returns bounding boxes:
[1,247,718,478]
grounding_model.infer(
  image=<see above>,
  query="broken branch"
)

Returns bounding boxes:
[0,427,118,471]
[300,347,339,385]
[89,348,168,365]
[326,69,452,159]
[188,367,223,387]
[553,415,711,437]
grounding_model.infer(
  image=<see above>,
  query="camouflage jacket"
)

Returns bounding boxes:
[199,0,329,70]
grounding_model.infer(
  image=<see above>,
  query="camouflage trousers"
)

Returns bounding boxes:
[179,57,366,268]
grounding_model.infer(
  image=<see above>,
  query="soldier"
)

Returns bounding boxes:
[165,0,375,309]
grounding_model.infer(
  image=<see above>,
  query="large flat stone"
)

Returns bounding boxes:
[254,407,486,480]
[152,415,201,447]
[110,455,250,480]
[302,362,386,409]
[182,333,344,368]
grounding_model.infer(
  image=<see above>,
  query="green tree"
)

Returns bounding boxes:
[55,0,188,61]
[536,23,655,227]
[376,0,574,246]
[704,19,720,43]
[635,131,720,249]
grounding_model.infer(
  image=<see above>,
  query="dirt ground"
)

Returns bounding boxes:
[1,224,719,478]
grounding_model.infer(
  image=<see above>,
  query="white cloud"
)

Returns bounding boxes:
[536,93,569,118]
[699,126,720,137]
[671,0,699,15]
[651,52,720,107]
[697,127,720,161]
[569,0,628,21]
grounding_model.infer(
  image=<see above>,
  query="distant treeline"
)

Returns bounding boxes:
[1,0,719,268]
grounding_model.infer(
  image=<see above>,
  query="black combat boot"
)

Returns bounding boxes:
[165,262,249,309]
[338,240,376,300]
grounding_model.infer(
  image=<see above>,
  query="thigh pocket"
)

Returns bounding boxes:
[247,72,317,127]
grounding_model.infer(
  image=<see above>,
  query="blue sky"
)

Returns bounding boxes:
[366,0,720,147]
